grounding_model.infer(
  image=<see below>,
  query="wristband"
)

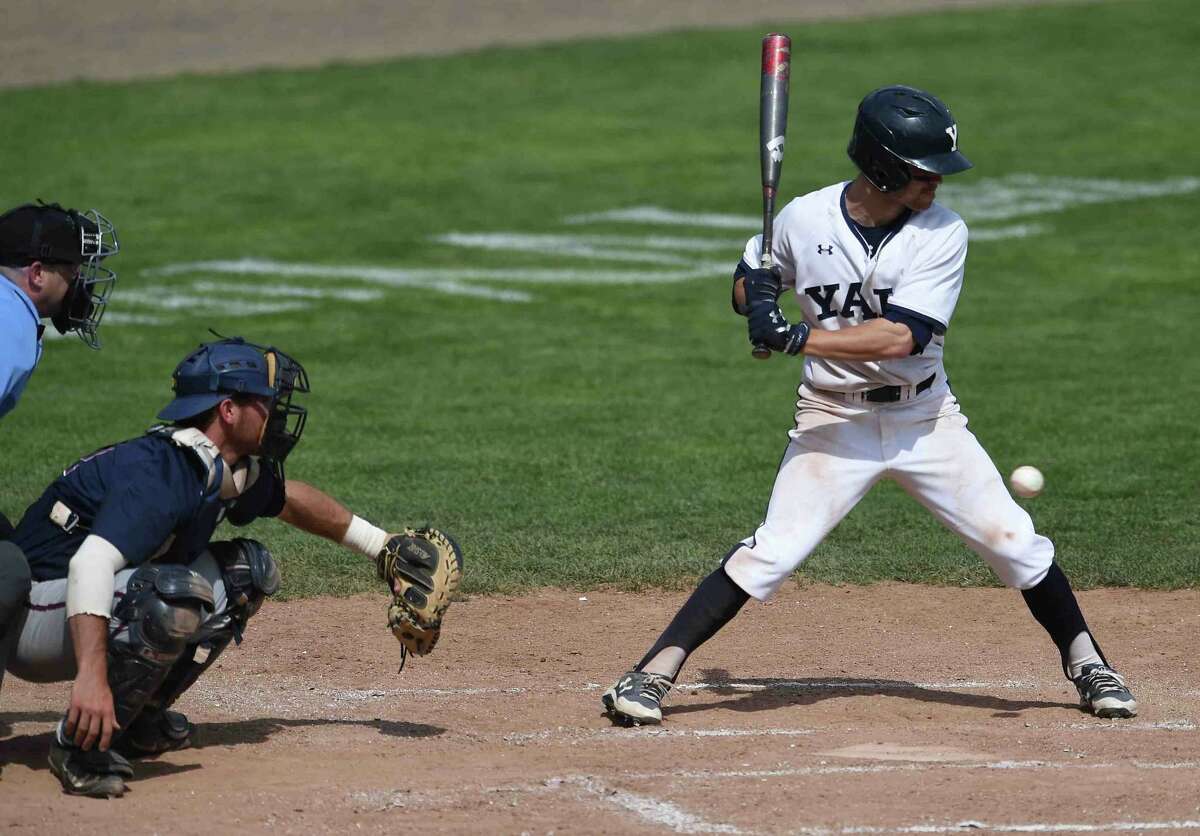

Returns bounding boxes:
[341,515,389,558]
[784,322,811,356]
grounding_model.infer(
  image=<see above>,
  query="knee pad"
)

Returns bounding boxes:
[108,564,215,729]
[202,539,280,644]
[146,541,279,713]
[114,563,215,658]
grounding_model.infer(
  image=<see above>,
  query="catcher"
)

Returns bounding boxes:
[0,336,462,798]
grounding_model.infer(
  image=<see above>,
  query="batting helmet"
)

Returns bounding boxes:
[0,201,119,349]
[157,337,309,472]
[847,85,972,193]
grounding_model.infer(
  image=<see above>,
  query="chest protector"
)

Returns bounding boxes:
[146,426,260,502]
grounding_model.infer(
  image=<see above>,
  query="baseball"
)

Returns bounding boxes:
[1010,465,1044,498]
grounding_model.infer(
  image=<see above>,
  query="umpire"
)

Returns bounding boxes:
[0,200,120,697]
[0,200,120,419]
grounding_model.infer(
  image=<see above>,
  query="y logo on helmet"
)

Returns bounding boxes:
[945,124,958,152]
[766,136,785,163]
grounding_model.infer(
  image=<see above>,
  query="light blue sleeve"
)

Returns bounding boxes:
[0,299,39,420]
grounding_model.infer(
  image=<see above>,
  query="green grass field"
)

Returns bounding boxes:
[1,0,1196,596]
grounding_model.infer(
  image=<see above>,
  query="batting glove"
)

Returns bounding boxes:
[747,302,810,356]
[743,267,783,306]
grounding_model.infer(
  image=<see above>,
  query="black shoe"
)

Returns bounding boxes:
[1073,664,1138,719]
[48,738,134,798]
[114,709,194,758]
[602,671,672,726]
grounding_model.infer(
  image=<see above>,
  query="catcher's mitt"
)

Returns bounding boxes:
[375,527,463,668]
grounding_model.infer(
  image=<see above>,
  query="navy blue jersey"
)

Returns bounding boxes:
[13,432,286,582]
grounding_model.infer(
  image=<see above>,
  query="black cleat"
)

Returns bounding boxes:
[114,708,194,758]
[1074,664,1138,719]
[602,671,672,726]
[48,738,134,798]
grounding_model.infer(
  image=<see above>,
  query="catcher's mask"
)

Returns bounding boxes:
[847,85,972,193]
[0,200,119,349]
[157,337,310,478]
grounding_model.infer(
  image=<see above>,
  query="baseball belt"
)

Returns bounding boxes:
[816,373,936,405]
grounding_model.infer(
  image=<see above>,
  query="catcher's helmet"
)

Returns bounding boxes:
[847,85,972,193]
[158,337,310,472]
[0,201,119,349]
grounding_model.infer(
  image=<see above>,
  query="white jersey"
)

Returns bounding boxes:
[742,181,968,392]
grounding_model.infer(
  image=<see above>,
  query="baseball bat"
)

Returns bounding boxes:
[752,33,791,360]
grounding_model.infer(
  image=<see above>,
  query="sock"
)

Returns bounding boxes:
[635,564,749,680]
[1066,631,1104,679]
[1020,562,1107,679]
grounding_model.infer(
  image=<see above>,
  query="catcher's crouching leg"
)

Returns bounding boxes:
[377,528,463,668]
[116,539,280,758]
[51,564,214,796]
[106,564,216,731]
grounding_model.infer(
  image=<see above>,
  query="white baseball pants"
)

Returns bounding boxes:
[5,551,229,684]
[724,381,1055,601]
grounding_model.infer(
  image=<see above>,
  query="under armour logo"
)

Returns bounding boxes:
[766,135,785,163]
[945,123,958,151]
[769,309,782,325]
[816,244,833,255]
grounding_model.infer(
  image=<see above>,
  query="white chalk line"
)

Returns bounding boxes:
[435,231,740,262]
[674,679,1042,692]
[503,726,816,745]
[148,259,534,301]
[150,257,725,287]
[791,821,1200,834]
[558,776,746,834]
[117,288,313,315]
[353,776,746,834]
[564,177,1200,228]
[564,205,759,229]
[937,174,1200,222]
[41,311,168,339]
[350,768,1200,835]
[328,685,526,699]
[187,279,384,301]
[1061,720,1196,732]
[497,724,1195,750]
[966,223,1048,241]
[627,758,1200,782]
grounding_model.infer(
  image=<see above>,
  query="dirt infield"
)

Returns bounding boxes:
[4,0,1081,89]
[2,583,1197,833]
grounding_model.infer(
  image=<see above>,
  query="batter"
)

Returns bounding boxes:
[602,85,1136,726]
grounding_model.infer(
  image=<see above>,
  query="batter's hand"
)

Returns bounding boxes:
[743,267,783,307]
[66,669,120,751]
[748,302,810,356]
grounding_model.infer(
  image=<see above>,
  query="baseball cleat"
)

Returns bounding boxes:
[602,671,672,726]
[1073,663,1137,718]
[48,737,134,798]
[114,708,194,758]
